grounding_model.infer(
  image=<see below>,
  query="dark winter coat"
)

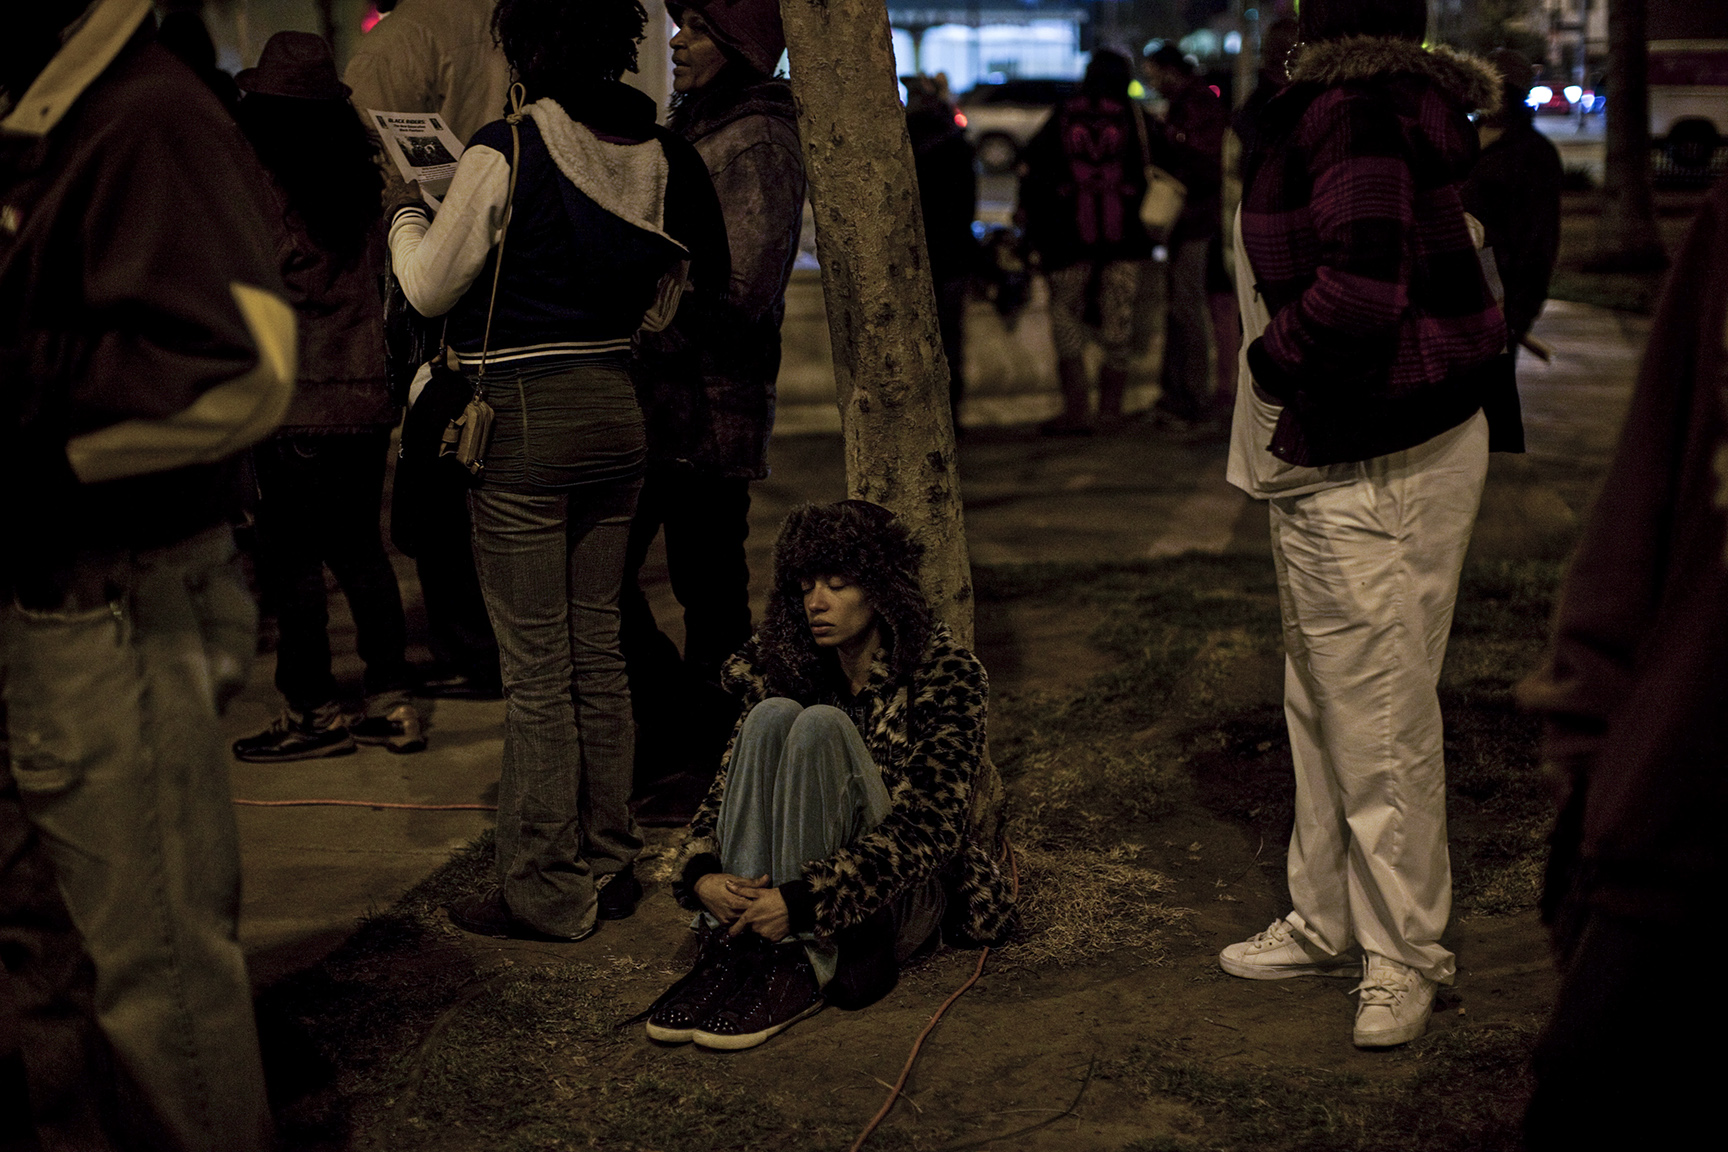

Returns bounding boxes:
[632,80,805,479]
[675,504,1016,947]
[1151,78,1227,243]
[1516,177,1728,940]
[1018,93,1156,270]
[1461,103,1562,344]
[908,108,978,287]
[264,180,396,432]
[0,5,293,586]
[1240,37,1516,467]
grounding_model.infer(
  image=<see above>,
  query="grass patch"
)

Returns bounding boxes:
[1105,1022,1539,1152]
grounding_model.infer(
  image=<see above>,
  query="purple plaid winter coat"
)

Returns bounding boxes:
[1240,36,1518,467]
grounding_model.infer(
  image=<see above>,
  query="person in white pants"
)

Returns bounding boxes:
[1218,0,1518,1048]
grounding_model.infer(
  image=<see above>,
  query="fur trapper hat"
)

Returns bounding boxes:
[756,500,934,700]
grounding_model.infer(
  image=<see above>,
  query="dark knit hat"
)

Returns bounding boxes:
[665,0,785,78]
[236,31,350,101]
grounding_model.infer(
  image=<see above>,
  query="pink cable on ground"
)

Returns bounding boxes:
[848,838,1021,1152]
[232,799,497,811]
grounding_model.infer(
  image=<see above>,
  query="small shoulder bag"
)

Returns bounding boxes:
[1131,102,1188,235]
[439,83,528,477]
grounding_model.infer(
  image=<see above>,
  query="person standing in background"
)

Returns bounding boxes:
[1462,48,1562,356]
[626,0,806,823]
[229,32,426,763]
[1,1,294,1145]
[905,74,979,437]
[346,0,508,700]
[1143,44,1227,429]
[1018,49,1155,435]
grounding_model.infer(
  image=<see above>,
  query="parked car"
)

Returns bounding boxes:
[1648,8,1728,169]
[957,78,1079,172]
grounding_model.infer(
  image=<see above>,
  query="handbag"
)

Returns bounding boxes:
[1131,102,1188,234]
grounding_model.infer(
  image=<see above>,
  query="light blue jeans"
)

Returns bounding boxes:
[716,699,943,984]
[1,525,272,1152]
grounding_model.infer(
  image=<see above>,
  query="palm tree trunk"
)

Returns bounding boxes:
[1588,0,1667,271]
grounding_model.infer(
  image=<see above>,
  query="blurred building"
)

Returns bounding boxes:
[888,4,1090,92]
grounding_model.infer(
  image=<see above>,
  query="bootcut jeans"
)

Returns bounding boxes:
[0,525,272,1152]
[714,698,945,984]
[470,478,645,939]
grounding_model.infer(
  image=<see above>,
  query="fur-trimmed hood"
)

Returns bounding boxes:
[750,501,935,701]
[1290,36,1501,116]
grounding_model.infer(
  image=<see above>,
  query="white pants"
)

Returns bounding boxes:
[1269,411,1489,984]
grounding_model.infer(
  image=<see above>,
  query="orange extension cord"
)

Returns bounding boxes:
[232,799,497,811]
[847,837,1021,1152]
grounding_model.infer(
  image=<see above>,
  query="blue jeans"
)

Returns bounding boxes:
[716,700,943,983]
[1,526,272,1152]
[469,478,644,937]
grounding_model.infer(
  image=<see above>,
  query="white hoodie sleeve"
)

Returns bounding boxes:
[388,144,512,317]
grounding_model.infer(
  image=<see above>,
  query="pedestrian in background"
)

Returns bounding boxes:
[905,73,979,437]
[346,0,509,701]
[626,0,806,822]
[1018,48,1155,435]
[1462,48,1562,355]
[1232,17,1299,167]
[1218,0,1515,1049]
[230,32,426,763]
[390,0,728,941]
[1143,44,1228,429]
[1515,175,1728,1152]
[1,0,294,1145]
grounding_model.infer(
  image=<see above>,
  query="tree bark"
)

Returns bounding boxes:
[777,0,1003,840]
[776,0,972,645]
[1589,0,1667,271]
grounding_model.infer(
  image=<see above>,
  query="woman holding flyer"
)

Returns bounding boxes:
[389,0,728,942]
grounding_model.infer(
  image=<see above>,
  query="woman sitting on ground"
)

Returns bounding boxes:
[648,500,1016,1049]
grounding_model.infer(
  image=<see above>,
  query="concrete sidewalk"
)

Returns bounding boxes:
[227,296,1649,986]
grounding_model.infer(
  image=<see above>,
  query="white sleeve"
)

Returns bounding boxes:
[387,144,511,317]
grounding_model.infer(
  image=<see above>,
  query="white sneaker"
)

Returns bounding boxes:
[1219,918,1355,979]
[1352,954,1437,1048]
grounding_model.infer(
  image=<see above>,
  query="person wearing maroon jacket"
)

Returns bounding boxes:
[1,1,292,1146]
[1216,0,1515,1050]
[1516,177,1728,1149]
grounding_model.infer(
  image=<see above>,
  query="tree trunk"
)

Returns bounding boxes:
[777,0,1004,841]
[1589,0,1667,271]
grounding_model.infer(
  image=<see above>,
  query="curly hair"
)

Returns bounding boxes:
[491,0,648,93]
[755,501,935,700]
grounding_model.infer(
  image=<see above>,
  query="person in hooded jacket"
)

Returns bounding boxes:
[1018,49,1156,434]
[1217,0,1517,1050]
[389,0,728,943]
[644,501,1015,1050]
[228,32,425,763]
[624,0,807,821]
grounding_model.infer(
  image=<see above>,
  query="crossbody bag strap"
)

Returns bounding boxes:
[474,82,527,397]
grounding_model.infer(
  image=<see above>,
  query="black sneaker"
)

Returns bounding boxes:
[596,864,643,921]
[446,888,596,943]
[348,703,427,754]
[232,705,355,763]
[645,927,758,1044]
[692,939,823,1050]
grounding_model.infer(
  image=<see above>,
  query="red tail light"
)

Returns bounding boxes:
[954,110,968,128]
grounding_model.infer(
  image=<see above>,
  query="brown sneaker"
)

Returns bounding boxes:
[349,702,426,754]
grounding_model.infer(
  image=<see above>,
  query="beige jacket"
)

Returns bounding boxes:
[344,0,510,146]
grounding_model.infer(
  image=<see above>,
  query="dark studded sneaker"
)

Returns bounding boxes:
[693,939,824,1051]
[596,864,643,921]
[645,927,758,1044]
[232,704,355,763]
[348,703,427,754]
